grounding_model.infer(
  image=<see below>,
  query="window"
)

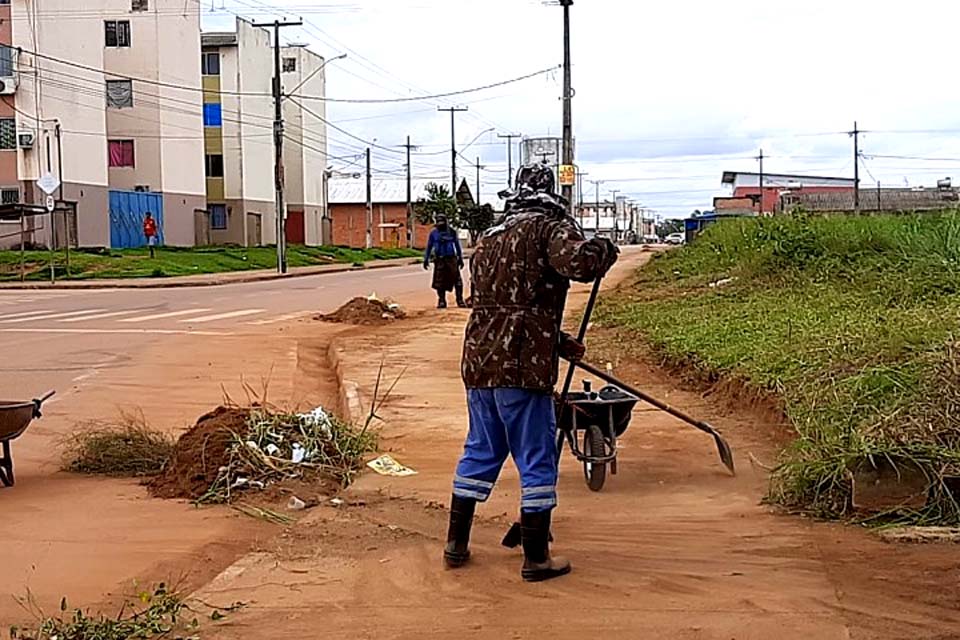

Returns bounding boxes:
[0,45,13,77]
[0,1,10,5]
[0,119,15,150]
[202,103,222,127]
[106,79,133,108]
[201,52,220,76]
[131,0,147,11]
[210,204,227,230]
[108,140,135,167]
[105,20,131,47]
[205,154,224,178]
[282,57,296,72]
[1,188,19,204]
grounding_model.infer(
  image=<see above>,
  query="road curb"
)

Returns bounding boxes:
[0,258,420,290]
[327,338,366,424]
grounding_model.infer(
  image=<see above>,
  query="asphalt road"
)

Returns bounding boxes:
[0,264,442,403]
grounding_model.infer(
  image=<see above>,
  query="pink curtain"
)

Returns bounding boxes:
[108,141,134,167]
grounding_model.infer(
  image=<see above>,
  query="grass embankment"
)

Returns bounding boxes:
[0,245,419,281]
[599,212,960,524]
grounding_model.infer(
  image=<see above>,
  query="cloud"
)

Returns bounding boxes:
[203,0,960,216]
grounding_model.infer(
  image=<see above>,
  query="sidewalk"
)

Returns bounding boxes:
[0,256,420,290]
[186,250,959,640]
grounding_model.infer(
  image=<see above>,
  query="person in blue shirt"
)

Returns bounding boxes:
[423,214,466,308]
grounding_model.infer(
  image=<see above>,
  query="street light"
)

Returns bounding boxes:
[285,52,348,99]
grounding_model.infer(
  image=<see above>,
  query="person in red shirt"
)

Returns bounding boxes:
[143,212,158,258]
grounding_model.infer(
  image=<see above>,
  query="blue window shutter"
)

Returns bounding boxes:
[203,103,222,127]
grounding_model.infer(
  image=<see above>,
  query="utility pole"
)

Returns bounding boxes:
[252,18,302,274]
[439,106,468,197]
[475,156,484,206]
[854,122,862,213]
[757,148,764,215]
[497,132,521,187]
[365,147,373,249]
[560,0,575,214]
[588,179,603,238]
[576,170,588,227]
[401,136,418,248]
[610,189,621,242]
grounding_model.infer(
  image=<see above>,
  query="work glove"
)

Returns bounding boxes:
[558,331,586,362]
[457,258,465,269]
[589,237,619,276]
[423,261,430,271]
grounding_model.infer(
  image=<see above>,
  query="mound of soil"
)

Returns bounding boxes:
[319,297,406,326]
[148,406,249,500]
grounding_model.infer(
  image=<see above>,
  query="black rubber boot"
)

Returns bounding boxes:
[521,510,571,582]
[443,495,476,568]
[455,284,467,308]
[437,292,447,309]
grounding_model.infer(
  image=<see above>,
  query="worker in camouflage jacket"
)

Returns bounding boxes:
[443,162,619,582]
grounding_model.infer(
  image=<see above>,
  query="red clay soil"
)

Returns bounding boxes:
[318,296,406,325]
[147,406,248,500]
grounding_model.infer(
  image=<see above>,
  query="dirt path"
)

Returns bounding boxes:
[189,249,960,640]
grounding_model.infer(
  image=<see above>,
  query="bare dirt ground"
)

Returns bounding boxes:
[0,319,352,626]
[190,250,960,640]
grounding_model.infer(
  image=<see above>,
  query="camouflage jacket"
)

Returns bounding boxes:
[461,210,610,391]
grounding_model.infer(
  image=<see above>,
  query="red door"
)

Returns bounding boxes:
[285,210,305,244]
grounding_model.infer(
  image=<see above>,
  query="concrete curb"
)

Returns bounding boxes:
[327,338,366,424]
[0,257,421,290]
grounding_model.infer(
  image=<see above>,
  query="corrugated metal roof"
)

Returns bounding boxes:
[328,178,437,204]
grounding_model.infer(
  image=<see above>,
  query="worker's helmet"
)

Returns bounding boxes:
[514,162,556,196]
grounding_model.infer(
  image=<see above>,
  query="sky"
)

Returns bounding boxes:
[202,0,960,219]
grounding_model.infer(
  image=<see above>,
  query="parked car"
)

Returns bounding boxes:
[664,232,685,245]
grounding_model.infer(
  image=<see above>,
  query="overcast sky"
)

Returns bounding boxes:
[203,0,960,218]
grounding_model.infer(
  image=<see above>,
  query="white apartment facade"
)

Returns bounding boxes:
[3,0,206,249]
[280,44,328,246]
[200,18,275,247]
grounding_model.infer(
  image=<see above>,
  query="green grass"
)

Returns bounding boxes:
[0,245,420,281]
[598,211,960,523]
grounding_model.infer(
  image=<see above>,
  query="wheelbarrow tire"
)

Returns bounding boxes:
[582,425,607,492]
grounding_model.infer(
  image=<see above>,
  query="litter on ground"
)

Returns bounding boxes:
[367,454,417,477]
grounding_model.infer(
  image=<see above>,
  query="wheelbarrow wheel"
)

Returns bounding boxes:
[582,424,607,492]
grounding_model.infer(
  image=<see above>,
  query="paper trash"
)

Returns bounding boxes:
[366,454,417,477]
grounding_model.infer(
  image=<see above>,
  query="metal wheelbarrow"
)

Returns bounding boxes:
[556,380,639,491]
[0,391,55,487]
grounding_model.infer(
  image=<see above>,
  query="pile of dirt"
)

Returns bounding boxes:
[319,296,406,326]
[147,406,249,500]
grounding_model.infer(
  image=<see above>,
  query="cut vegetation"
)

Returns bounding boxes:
[599,212,960,524]
[0,245,419,281]
[64,404,377,509]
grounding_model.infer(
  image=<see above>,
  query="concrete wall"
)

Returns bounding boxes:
[784,188,960,213]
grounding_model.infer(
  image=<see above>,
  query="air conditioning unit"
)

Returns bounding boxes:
[0,77,17,95]
[17,132,34,149]
[134,185,151,192]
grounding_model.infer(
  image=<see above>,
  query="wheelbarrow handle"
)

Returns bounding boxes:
[32,391,55,419]
[563,358,736,475]
[558,277,603,403]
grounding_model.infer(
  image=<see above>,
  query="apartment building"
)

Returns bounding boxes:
[280,44,328,246]
[1,0,205,249]
[200,18,275,247]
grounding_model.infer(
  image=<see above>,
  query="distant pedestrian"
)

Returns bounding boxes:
[143,212,158,258]
[423,214,466,309]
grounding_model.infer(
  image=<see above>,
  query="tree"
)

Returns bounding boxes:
[460,204,496,244]
[414,183,460,228]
